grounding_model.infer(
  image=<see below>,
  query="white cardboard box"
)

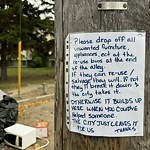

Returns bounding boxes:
[35,122,48,137]
[5,124,36,149]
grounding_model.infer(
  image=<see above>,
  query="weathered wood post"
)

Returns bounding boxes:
[55,0,150,149]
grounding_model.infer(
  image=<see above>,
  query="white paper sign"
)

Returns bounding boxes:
[65,32,145,137]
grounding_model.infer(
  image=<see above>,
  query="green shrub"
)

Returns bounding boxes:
[30,53,43,68]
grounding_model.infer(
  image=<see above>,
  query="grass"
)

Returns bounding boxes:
[0,67,55,90]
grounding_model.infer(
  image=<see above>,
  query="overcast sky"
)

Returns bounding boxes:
[27,0,55,20]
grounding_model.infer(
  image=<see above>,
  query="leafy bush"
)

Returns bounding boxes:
[30,52,43,68]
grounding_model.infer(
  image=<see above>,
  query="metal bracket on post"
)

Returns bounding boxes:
[98,1,127,10]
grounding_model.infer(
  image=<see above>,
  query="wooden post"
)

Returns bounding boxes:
[55,0,150,149]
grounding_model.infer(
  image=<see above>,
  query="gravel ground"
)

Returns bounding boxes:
[0,84,55,150]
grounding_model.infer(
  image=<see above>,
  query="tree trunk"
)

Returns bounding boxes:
[1,42,8,81]
[55,0,150,149]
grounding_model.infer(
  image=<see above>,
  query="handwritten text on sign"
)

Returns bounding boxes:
[67,32,145,136]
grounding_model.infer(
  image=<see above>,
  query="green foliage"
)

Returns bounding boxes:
[30,55,43,68]
[0,0,54,80]
[30,51,50,67]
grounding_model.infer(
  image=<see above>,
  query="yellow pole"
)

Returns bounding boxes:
[18,41,22,98]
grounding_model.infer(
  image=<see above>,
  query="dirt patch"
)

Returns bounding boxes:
[1,84,55,150]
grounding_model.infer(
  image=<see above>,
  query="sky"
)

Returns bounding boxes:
[27,0,55,20]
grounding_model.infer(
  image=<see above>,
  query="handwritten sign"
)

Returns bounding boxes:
[65,32,145,137]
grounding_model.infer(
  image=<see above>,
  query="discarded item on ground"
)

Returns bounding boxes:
[35,137,49,150]
[0,95,18,143]
[0,90,7,100]
[4,123,36,149]
[0,123,5,144]
[35,121,48,137]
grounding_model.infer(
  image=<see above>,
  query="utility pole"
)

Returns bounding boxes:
[55,0,150,149]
